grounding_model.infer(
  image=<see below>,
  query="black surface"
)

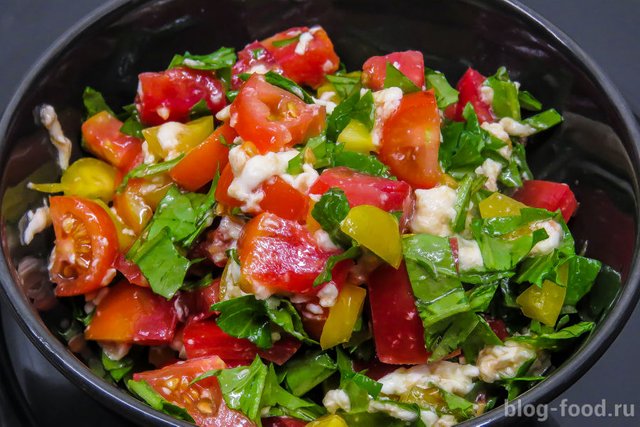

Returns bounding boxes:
[0,0,639,426]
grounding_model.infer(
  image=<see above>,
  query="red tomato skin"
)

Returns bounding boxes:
[262,418,307,427]
[81,111,143,171]
[230,74,325,153]
[262,26,339,88]
[49,196,119,297]
[368,262,430,364]
[232,41,284,89]
[134,357,255,427]
[181,279,221,322]
[136,67,226,125]
[183,320,301,365]
[259,176,309,222]
[446,68,494,123]
[85,281,177,344]
[362,50,425,91]
[309,167,412,212]
[513,180,578,222]
[238,212,340,295]
[215,163,243,208]
[380,91,442,189]
[113,253,149,287]
[486,317,509,341]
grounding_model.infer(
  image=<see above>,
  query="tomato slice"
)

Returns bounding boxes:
[230,74,325,153]
[85,281,177,344]
[170,124,235,191]
[380,91,442,189]
[113,174,173,233]
[113,253,149,287]
[49,196,118,296]
[232,41,284,89]
[238,212,341,295]
[368,263,430,364]
[309,167,412,212]
[183,320,301,366]
[445,68,494,123]
[134,357,254,427]
[262,417,307,427]
[81,111,143,171]
[136,67,226,126]
[259,176,309,222]
[362,50,425,91]
[262,26,340,88]
[513,180,578,222]
[178,279,221,322]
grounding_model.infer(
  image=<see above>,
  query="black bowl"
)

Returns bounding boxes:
[1,0,639,425]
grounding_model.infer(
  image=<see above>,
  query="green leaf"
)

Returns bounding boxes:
[313,245,361,287]
[282,352,337,396]
[189,99,212,120]
[119,106,144,139]
[265,298,316,344]
[510,321,594,350]
[261,364,321,416]
[333,150,391,177]
[336,348,383,407]
[485,67,520,120]
[451,173,485,233]
[384,62,420,93]
[581,265,621,321]
[351,90,375,130]
[83,87,115,118]
[425,67,459,108]
[101,351,133,382]
[340,411,423,427]
[326,89,361,142]
[518,90,542,111]
[522,109,563,133]
[438,387,476,420]
[168,47,236,71]
[467,282,499,312]
[264,71,314,103]
[326,73,362,99]
[311,188,351,247]
[127,380,194,422]
[460,315,502,364]
[271,35,300,47]
[117,155,185,192]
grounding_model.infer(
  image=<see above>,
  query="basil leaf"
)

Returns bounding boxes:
[326,73,362,99]
[333,151,391,177]
[265,298,316,344]
[518,90,542,111]
[313,245,361,287]
[326,89,361,142]
[264,71,314,103]
[515,250,561,286]
[311,188,351,247]
[562,256,602,307]
[119,104,144,138]
[485,67,520,120]
[168,47,236,71]
[336,348,383,399]
[101,351,133,382]
[351,90,375,130]
[510,322,594,351]
[425,67,459,108]
[127,380,194,422]
[438,387,476,421]
[189,99,211,120]
[117,155,184,192]
[384,62,420,93]
[282,352,337,396]
[83,87,115,118]
[287,134,335,174]
[522,109,563,133]
[261,364,322,418]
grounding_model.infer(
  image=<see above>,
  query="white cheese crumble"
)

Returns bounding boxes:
[474,158,503,192]
[481,121,510,143]
[457,237,484,271]
[323,389,351,414]
[476,341,536,383]
[411,186,457,237]
[371,87,404,147]
[317,283,339,308]
[39,105,72,170]
[499,117,537,137]
[155,121,186,160]
[420,410,458,427]
[248,64,270,75]
[322,59,335,73]
[294,31,314,55]
[479,85,494,105]
[529,220,563,256]
[156,106,170,121]
[21,204,52,245]
[306,303,324,315]
[182,58,205,68]
[141,141,158,164]
[215,105,231,121]
[313,229,339,252]
[313,91,338,114]
[220,258,248,301]
[378,361,480,397]
[368,400,418,422]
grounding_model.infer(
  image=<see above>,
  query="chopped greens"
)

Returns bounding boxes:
[168,47,236,71]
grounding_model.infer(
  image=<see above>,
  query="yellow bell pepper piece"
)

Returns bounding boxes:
[516,279,566,326]
[479,192,526,218]
[29,158,118,203]
[340,205,402,268]
[307,415,348,427]
[320,284,366,349]
[143,116,214,160]
[337,119,375,153]
[93,199,136,251]
[316,82,339,103]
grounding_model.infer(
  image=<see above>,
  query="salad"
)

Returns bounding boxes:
[22,25,618,427]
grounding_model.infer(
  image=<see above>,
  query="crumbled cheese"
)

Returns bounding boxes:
[457,237,484,271]
[481,121,509,143]
[322,59,335,73]
[280,163,320,194]
[371,87,403,147]
[220,258,248,301]
[39,104,72,170]
[306,303,324,315]
[182,58,205,68]
[141,141,158,164]
[156,106,170,121]
[378,361,480,397]
[248,64,270,75]
[317,283,339,308]
[313,91,338,114]
[474,158,503,192]
[323,389,351,414]
[479,85,494,105]
[21,205,52,245]
[155,121,186,160]
[420,410,458,427]
[499,117,537,137]
[368,400,418,422]
[313,229,339,252]
[99,341,132,361]
[411,186,457,237]
[529,220,563,256]
[476,341,536,383]
[295,31,314,55]
[215,105,231,121]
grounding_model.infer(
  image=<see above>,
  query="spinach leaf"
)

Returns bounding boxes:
[333,150,391,177]
[351,90,375,130]
[425,67,459,108]
[311,188,351,247]
[460,315,502,364]
[510,321,594,350]
[563,256,602,307]
[485,67,520,120]
[518,90,542,111]
[452,173,485,233]
[189,99,211,120]
[384,62,420,93]
[336,348,383,411]
[117,155,185,192]
[466,282,499,312]
[264,71,314,104]
[168,47,236,71]
[326,72,362,99]
[82,87,115,117]
[326,89,376,142]
[522,109,563,133]
[101,351,133,382]
[127,380,194,422]
[261,364,322,417]
[282,352,337,396]
[581,265,621,321]
[438,387,476,421]
[314,245,361,287]
[119,104,144,138]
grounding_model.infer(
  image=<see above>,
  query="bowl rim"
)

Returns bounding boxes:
[1,0,639,426]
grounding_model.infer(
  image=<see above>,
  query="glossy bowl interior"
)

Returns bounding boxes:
[1,0,639,425]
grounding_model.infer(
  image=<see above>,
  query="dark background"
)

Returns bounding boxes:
[0,0,639,426]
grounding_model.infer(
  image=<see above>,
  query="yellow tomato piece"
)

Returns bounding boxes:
[320,284,366,349]
[479,192,526,218]
[142,116,214,160]
[340,205,402,268]
[29,158,118,203]
[307,415,348,427]
[516,279,566,326]
[93,199,136,251]
[400,386,444,408]
[337,119,375,153]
